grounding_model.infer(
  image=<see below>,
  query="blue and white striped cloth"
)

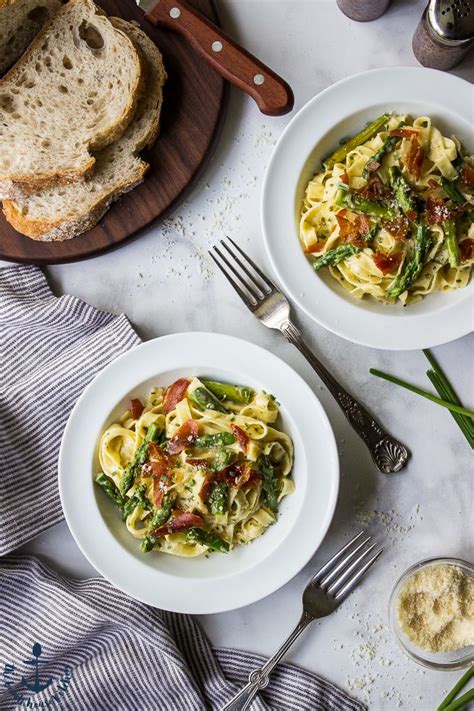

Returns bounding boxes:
[0,265,366,711]
[0,556,365,711]
[0,265,140,555]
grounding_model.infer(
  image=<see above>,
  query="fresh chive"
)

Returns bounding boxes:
[423,349,474,447]
[427,372,474,448]
[369,369,474,418]
[442,689,474,711]
[436,659,472,710]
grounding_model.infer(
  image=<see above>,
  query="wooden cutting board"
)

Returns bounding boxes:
[0,0,227,265]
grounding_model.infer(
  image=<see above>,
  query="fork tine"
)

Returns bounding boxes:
[319,537,372,588]
[213,245,262,303]
[221,239,272,296]
[326,542,377,595]
[226,237,279,293]
[334,548,384,601]
[209,251,256,309]
[311,531,364,583]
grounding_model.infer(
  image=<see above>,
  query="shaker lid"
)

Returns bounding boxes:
[428,0,474,42]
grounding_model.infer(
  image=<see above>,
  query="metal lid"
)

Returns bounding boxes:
[428,0,474,43]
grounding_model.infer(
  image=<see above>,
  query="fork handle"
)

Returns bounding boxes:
[220,611,313,710]
[281,322,409,474]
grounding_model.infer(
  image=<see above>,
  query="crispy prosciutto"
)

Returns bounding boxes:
[152,511,204,537]
[460,164,474,188]
[230,424,249,453]
[336,212,371,246]
[130,398,144,419]
[167,420,198,455]
[305,238,327,254]
[373,252,402,275]
[460,239,474,262]
[163,379,190,415]
[233,462,260,489]
[389,127,420,139]
[148,442,172,507]
[383,216,411,241]
[425,197,459,225]
[356,176,391,202]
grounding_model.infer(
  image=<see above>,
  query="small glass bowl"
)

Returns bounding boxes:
[389,557,474,671]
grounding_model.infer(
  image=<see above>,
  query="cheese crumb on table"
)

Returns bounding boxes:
[397,564,474,652]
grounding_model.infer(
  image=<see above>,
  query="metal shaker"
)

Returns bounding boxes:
[413,0,474,70]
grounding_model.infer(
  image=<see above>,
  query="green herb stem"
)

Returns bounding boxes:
[370,369,474,418]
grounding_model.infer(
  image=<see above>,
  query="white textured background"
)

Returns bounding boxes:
[4,1,473,708]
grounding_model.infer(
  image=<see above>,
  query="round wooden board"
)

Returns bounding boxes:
[0,0,227,264]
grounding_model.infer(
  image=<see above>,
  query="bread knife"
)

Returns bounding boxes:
[137,0,294,116]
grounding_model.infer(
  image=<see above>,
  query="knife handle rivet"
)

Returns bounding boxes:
[253,73,265,85]
[211,40,223,52]
[169,7,181,18]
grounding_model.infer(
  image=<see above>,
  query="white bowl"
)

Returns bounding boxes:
[262,67,474,350]
[59,333,339,613]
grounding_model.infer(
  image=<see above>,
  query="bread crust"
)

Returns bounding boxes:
[3,19,166,241]
[3,163,148,240]
[0,0,142,192]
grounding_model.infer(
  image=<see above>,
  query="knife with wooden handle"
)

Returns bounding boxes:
[138,0,294,116]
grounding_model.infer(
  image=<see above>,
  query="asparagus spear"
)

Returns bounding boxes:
[145,422,161,443]
[312,244,363,272]
[120,423,160,495]
[388,166,418,217]
[95,473,124,508]
[441,177,465,205]
[385,224,430,299]
[258,454,279,513]
[200,379,254,404]
[207,481,229,515]
[193,432,236,448]
[444,219,460,268]
[212,449,235,471]
[362,135,399,179]
[186,527,229,553]
[140,495,174,552]
[336,188,397,220]
[124,486,151,518]
[189,387,227,413]
[324,114,389,169]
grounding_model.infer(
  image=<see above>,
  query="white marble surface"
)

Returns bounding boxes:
[5,1,474,708]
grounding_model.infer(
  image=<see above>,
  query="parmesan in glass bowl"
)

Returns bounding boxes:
[389,557,474,671]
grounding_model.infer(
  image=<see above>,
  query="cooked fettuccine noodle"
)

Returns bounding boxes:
[300,114,474,304]
[96,377,294,557]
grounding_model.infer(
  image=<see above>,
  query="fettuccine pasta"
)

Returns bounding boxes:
[96,377,294,557]
[300,114,474,305]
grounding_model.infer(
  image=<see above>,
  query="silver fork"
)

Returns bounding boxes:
[221,531,383,711]
[209,237,409,474]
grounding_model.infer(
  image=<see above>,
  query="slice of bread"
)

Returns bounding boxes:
[3,19,166,241]
[0,0,142,197]
[0,0,62,76]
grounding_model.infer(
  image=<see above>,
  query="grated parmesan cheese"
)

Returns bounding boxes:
[397,564,474,652]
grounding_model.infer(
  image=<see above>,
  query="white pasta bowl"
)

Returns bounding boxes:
[261,67,474,350]
[59,333,339,613]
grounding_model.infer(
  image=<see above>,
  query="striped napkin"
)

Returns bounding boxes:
[0,556,366,711]
[0,265,140,555]
[0,265,366,711]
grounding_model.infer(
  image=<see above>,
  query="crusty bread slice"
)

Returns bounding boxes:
[0,0,62,76]
[0,0,142,197]
[3,19,166,241]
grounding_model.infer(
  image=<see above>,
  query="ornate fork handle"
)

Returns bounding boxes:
[281,321,409,473]
[221,612,313,711]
